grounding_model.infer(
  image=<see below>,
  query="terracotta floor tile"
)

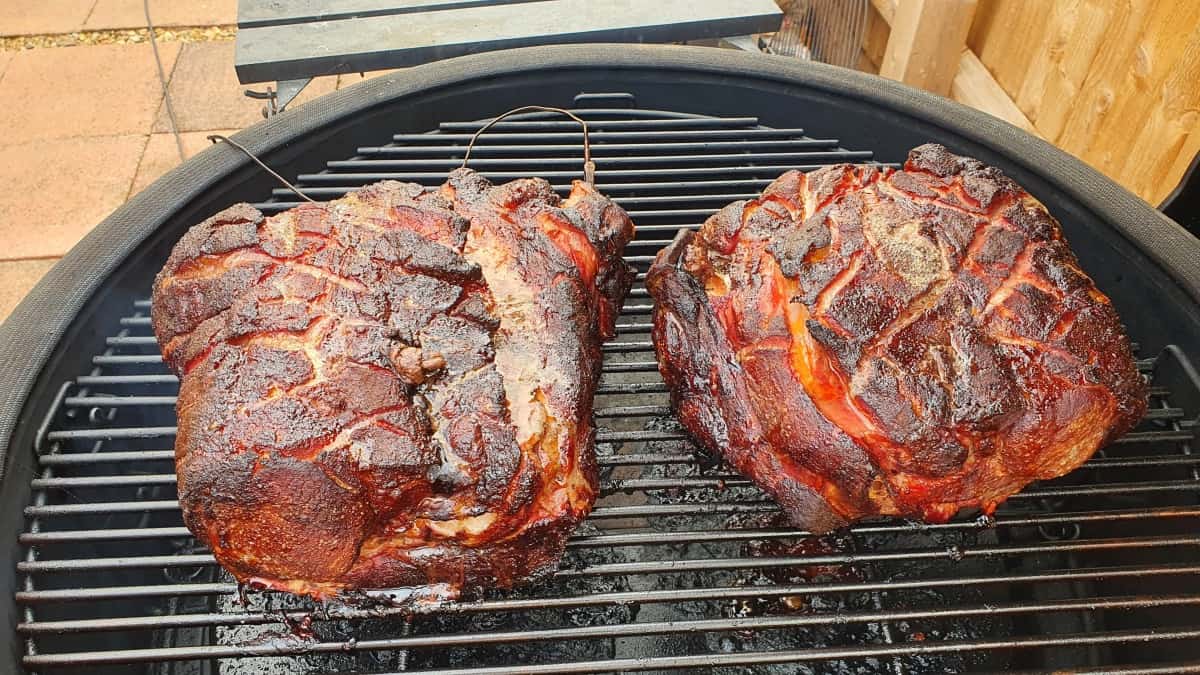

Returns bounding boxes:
[0,135,146,260]
[0,258,60,324]
[0,0,95,37]
[0,42,180,141]
[153,41,338,132]
[85,0,237,31]
[131,128,238,195]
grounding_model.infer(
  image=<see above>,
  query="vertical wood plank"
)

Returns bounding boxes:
[1054,0,1174,165]
[1019,0,1115,141]
[967,0,1053,96]
[1012,0,1081,117]
[861,1,891,72]
[922,0,1200,203]
[880,0,978,96]
[1110,14,1200,203]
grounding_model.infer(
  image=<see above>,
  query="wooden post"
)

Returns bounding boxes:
[879,0,977,97]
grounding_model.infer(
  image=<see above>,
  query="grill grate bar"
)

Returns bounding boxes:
[20,526,190,544]
[593,451,1200,484]
[20,506,1200,547]
[21,597,1200,667]
[18,564,1200,635]
[1136,406,1189,420]
[91,354,161,365]
[552,535,1200,578]
[596,381,668,394]
[1010,479,1200,498]
[71,363,682,385]
[294,164,899,184]
[601,341,661,353]
[575,505,1200,543]
[101,337,158,347]
[25,500,181,516]
[75,371,171,381]
[593,451,1200,471]
[596,429,683,442]
[55,380,1179,399]
[20,554,213,573]
[597,452,695,465]
[437,116,761,131]
[391,129,815,143]
[630,222,703,233]
[30,474,177,489]
[116,317,151,326]
[63,396,176,408]
[614,321,653,331]
[25,482,1200,518]
[46,426,177,441]
[18,547,1200,605]
[68,365,1171,391]
[27,450,1200,482]
[28,533,1200,569]
[56,386,700,408]
[18,583,232,604]
[323,150,875,169]
[593,404,671,418]
[89,344,1171,367]
[590,427,1192,446]
[35,451,175,465]
[361,139,836,155]
[121,308,655,327]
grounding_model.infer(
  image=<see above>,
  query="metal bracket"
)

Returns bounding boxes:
[243,77,313,117]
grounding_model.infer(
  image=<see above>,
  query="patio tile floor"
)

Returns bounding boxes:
[0,41,180,141]
[0,32,393,322]
[0,134,146,260]
[84,0,237,31]
[0,0,95,38]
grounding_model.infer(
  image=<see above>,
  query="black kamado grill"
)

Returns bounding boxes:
[3,45,1200,674]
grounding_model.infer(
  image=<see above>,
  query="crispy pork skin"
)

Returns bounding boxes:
[648,144,1146,531]
[152,169,634,598]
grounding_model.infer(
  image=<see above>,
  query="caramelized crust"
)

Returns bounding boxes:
[152,169,634,598]
[649,144,1146,530]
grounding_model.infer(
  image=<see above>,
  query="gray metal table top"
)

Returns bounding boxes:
[234,0,783,84]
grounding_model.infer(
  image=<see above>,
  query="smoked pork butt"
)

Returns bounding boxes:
[648,144,1146,532]
[152,169,634,598]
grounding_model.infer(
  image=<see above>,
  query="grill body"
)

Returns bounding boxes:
[2,46,1199,674]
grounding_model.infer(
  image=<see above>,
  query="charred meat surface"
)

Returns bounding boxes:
[648,144,1146,531]
[151,169,635,598]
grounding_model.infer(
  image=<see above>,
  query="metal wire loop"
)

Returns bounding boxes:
[462,106,595,184]
[207,135,316,204]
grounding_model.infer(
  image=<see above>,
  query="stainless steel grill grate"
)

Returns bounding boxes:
[16,98,1200,674]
